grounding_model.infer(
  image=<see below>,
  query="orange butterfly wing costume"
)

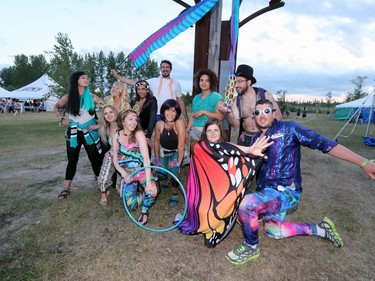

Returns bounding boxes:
[179,141,256,248]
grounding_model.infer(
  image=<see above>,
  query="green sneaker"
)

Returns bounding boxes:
[226,242,260,265]
[318,217,344,248]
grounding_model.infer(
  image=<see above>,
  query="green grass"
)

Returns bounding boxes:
[0,112,374,281]
[0,112,63,150]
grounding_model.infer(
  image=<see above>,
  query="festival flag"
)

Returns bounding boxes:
[129,0,219,68]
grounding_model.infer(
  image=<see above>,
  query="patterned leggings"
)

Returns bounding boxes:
[120,165,156,214]
[97,152,120,193]
[238,187,314,246]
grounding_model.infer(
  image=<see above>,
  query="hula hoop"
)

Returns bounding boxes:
[122,165,187,232]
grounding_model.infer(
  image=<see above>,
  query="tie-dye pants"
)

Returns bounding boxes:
[238,186,314,246]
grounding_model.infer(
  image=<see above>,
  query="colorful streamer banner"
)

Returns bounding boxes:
[129,0,219,68]
[223,0,239,107]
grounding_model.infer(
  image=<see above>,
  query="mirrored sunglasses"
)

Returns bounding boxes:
[254,107,275,116]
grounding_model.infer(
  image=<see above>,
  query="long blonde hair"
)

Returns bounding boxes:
[99,105,119,146]
[107,81,130,111]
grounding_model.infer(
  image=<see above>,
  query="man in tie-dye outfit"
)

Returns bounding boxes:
[226,99,375,265]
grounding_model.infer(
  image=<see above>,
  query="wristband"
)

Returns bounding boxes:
[154,157,162,166]
[360,159,369,168]
[171,159,179,168]
[142,176,157,186]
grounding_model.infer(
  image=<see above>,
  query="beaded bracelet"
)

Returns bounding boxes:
[360,159,369,168]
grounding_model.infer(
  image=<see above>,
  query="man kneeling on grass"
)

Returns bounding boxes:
[226,99,375,265]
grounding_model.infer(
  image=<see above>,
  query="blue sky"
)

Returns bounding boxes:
[1,0,374,102]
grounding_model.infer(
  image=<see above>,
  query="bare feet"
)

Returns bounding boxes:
[99,190,109,205]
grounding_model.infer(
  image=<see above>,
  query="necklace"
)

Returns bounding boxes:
[165,121,174,136]
[123,130,129,137]
[110,123,117,129]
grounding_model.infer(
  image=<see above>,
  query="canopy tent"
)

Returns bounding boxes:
[44,96,59,111]
[334,95,375,123]
[7,74,60,111]
[0,87,11,98]
[334,93,375,147]
[10,74,60,99]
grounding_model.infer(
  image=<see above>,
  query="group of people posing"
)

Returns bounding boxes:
[53,62,375,265]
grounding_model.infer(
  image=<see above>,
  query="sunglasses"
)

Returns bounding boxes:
[254,107,275,116]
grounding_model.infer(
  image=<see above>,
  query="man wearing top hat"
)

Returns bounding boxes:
[219,64,282,146]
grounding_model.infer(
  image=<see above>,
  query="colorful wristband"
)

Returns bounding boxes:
[360,159,369,168]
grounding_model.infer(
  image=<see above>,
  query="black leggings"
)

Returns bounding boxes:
[65,130,103,180]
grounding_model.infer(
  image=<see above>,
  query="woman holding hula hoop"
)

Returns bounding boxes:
[112,109,158,225]
[96,81,131,205]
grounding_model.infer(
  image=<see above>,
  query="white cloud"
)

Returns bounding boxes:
[1,0,374,101]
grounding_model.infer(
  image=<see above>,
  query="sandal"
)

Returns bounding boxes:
[99,190,109,206]
[138,212,148,225]
[58,189,70,199]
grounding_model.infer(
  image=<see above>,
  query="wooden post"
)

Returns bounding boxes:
[207,1,222,75]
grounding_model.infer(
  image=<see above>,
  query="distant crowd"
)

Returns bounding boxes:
[0,98,45,115]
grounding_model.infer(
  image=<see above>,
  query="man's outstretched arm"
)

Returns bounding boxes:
[328,144,375,180]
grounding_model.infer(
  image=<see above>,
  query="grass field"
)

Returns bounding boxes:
[0,112,374,281]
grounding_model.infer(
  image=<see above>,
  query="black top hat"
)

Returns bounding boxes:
[235,64,257,84]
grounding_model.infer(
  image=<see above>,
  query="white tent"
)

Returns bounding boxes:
[45,95,59,111]
[335,96,374,109]
[9,74,60,111]
[0,86,11,98]
[10,74,60,99]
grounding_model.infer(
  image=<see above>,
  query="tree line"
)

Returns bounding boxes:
[0,33,159,99]
[1,32,372,107]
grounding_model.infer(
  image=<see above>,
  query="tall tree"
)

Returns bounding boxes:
[276,90,287,114]
[29,55,49,77]
[0,66,16,90]
[95,51,108,97]
[47,33,77,97]
[326,91,332,108]
[276,89,287,103]
[135,58,159,80]
[0,54,49,89]
[345,76,368,102]
[13,54,32,87]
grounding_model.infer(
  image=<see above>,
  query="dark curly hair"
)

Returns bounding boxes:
[193,69,218,96]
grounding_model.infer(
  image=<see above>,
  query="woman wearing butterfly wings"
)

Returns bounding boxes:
[178,118,273,248]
